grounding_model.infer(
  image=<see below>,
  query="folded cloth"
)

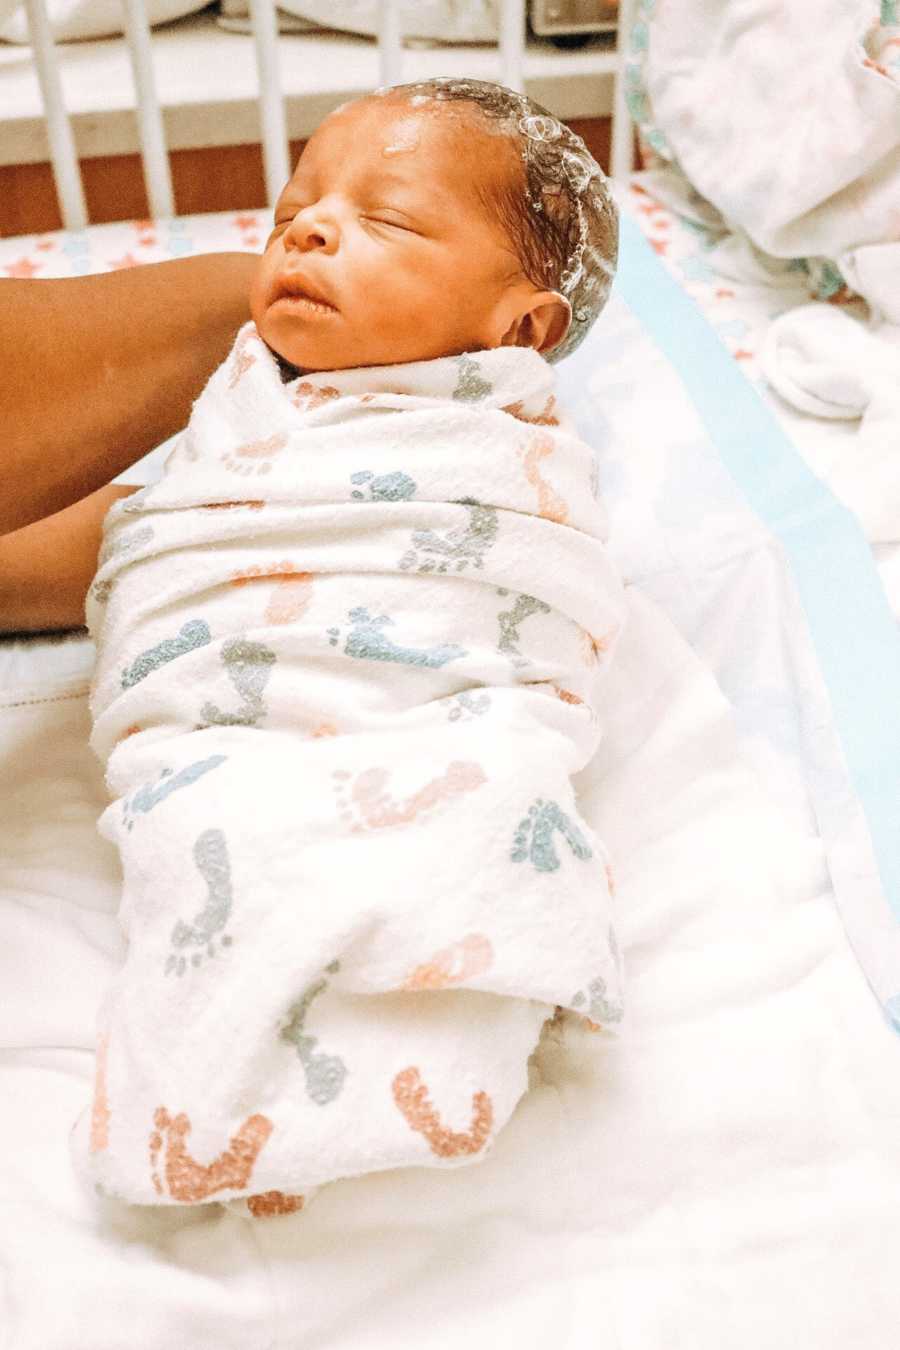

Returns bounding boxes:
[73,327,626,1210]
[627,0,900,314]
[761,305,900,542]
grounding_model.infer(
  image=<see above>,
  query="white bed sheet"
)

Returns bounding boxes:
[2,195,899,1349]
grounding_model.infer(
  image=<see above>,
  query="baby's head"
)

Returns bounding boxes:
[251,77,618,374]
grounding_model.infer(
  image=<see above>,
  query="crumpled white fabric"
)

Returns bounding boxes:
[0,0,206,42]
[761,305,900,542]
[628,0,900,316]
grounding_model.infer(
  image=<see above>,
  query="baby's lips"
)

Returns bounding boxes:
[273,271,337,310]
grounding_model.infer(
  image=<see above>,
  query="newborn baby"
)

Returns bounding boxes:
[77,78,626,1216]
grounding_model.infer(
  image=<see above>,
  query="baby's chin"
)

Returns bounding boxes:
[253,316,496,375]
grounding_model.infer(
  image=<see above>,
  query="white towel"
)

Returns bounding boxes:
[629,0,900,316]
[761,305,900,542]
[73,326,626,1213]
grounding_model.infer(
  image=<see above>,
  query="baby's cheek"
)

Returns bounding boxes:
[248,271,269,332]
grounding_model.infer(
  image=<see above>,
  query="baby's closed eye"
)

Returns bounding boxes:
[363,208,424,234]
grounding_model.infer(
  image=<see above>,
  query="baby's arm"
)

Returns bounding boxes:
[0,483,139,634]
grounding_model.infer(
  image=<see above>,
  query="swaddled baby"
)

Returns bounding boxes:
[77,79,626,1216]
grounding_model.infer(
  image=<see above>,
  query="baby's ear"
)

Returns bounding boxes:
[502,292,571,355]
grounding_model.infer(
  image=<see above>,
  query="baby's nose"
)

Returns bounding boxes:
[287,207,338,254]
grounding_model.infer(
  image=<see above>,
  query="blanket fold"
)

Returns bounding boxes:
[77,326,626,1209]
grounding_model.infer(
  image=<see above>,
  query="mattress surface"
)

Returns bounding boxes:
[2,191,898,1350]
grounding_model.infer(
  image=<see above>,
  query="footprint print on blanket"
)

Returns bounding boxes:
[392,1067,493,1158]
[149,1107,273,1201]
[502,395,559,427]
[122,754,228,831]
[327,607,466,669]
[91,524,155,604]
[570,974,624,1030]
[230,563,314,626]
[403,933,494,990]
[496,589,551,669]
[452,354,493,403]
[517,430,570,525]
[246,1190,307,1217]
[349,469,417,502]
[332,760,486,832]
[121,618,211,689]
[200,637,277,727]
[445,689,491,723]
[227,326,258,389]
[280,959,348,1106]
[511,799,593,872]
[221,431,288,476]
[165,828,234,976]
[292,381,341,412]
[398,498,498,574]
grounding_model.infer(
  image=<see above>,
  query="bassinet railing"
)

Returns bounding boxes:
[17,0,636,232]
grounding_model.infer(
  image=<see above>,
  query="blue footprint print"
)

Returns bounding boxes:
[570,975,624,1027]
[496,589,551,669]
[398,498,498,575]
[446,690,491,722]
[350,469,417,502]
[452,354,493,402]
[327,607,466,669]
[511,799,593,873]
[165,827,234,976]
[121,618,211,689]
[91,523,155,604]
[122,754,228,831]
[280,960,348,1105]
[200,637,277,727]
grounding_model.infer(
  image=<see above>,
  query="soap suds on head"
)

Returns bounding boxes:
[374,76,618,362]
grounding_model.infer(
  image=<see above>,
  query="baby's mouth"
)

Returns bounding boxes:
[273,275,338,314]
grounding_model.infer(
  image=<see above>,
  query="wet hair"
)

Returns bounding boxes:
[376,76,619,362]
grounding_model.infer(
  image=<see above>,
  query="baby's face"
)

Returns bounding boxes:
[250,97,537,372]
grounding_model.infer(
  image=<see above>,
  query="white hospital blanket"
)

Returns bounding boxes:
[4,585,899,1350]
[626,0,900,319]
[2,206,899,1348]
[76,334,625,1209]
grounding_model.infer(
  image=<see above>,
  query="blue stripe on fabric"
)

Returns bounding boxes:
[571,211,900,929]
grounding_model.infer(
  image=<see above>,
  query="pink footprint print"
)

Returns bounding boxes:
[246,1190,306,1217]
[332,760,486,833]
[149,1107,273,1202]
[227,327,259,389]
[403,933,494,991]
[222,431,288,477]
[292,382,341,412]
[548,683,584,707]
[392,1067,493,1159]
[502,394,559,427]
[230,563,315,624]
[517,431,569,525]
